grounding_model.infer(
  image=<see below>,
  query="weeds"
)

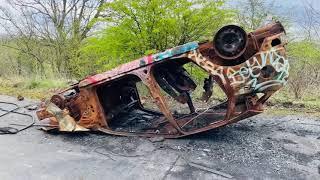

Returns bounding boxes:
[0,77,68,99]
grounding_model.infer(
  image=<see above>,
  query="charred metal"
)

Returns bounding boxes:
[37,22,289,138]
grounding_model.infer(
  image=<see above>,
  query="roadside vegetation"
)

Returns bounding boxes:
[0,0,319,114]
[0,77,68,99]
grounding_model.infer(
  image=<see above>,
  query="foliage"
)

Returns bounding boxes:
[0,0,105,78]
[286,40,320,99]
[81,0,233,72]
[287,41,320,64]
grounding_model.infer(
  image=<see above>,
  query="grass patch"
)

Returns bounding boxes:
[0,77,69,99]
[265,108,320,117]
[269,86,320,110]
[25,79,67,90]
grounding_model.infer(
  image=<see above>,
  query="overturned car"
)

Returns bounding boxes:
[37,22,289,138]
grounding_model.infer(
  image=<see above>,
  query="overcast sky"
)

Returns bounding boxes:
[262,0,320,24]
[227,0,320,37]
[0,0,320,36]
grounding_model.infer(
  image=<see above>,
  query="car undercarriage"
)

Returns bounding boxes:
[36,22,289,138]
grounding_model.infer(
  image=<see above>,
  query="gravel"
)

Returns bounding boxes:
[0,95,319,180]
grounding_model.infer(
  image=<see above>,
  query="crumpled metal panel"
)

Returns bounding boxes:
[45,103,88,132]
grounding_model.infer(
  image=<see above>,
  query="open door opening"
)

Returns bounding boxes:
[152,57,229,132]
[96,75,163,133]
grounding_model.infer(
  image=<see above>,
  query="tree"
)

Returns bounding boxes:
[284,1,320,99]
[299,1,320,41]
[287,41,320,99]
[81,0,233,72]
[0,0,105,78]
[233,0,285,31]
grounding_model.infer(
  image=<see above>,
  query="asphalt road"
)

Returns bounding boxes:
[0,95,319,180]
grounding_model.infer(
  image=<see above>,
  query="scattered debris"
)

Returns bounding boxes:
[93,148,116,161]
[162,155,181,180]
[17,95,24,101]
[36,22,289,138]
[282,102,293,108]
[0,127,18,134]
[188,162,233,179]
[26,105,38,111]
[202,148,211,153]
[149,136,165,143]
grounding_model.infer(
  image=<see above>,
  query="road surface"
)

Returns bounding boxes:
[0,95,319,180]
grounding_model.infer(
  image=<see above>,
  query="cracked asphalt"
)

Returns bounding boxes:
[0,95,319,180]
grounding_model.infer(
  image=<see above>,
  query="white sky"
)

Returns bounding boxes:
[0,0,320,37]
[227,0,319,22]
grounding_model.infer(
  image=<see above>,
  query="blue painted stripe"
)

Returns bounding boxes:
[153,42,199,61]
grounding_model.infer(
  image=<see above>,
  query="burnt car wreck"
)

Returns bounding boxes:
[37,22,289,138]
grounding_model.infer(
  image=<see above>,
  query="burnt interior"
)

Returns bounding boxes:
[152,58,230,131]
[153,58,197,114]
[96,75,162,132]
[95,57,231,134]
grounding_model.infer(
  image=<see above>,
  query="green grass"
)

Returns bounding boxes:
[0,77,69,99]
[264,86,320,116]
[269,86,320,110]
[265,108,320,117]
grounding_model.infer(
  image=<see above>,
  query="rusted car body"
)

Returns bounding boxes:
[37,22,289,138]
